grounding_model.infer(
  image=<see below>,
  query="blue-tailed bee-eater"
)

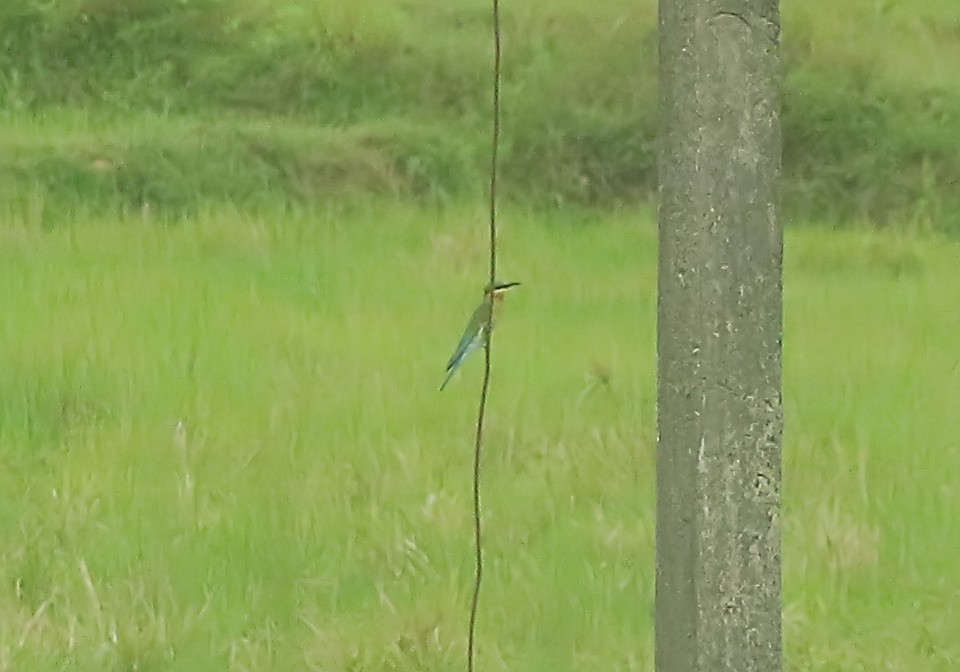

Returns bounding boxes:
[439,281,521,391]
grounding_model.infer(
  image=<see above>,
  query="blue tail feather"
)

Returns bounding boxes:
[439,333,482,390]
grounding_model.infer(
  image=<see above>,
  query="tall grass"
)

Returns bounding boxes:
[1,0,959,666]
[1,205,958,670]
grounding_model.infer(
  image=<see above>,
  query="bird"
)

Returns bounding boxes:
[439,281,521,391]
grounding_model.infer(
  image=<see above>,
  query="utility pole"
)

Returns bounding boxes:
[656,2,783,671]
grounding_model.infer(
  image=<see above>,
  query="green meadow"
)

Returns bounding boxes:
[2,208,959,670]
[2,0,960,670]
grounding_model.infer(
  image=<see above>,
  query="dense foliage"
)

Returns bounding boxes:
[1,0,958,230]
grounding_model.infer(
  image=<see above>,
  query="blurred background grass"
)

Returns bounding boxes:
[2,206,959,670]
[1,0,959,230]
[1,1,959,671]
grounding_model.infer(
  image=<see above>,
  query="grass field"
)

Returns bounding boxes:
[1,205,958,670]
[2,0,959,669]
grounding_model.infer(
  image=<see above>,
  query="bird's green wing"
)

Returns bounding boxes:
[445,301,490,370]
[439,300,493,390]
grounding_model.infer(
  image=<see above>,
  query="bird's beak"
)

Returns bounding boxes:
[490,281,521,295]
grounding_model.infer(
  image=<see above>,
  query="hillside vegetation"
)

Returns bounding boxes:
[1,0,958,227]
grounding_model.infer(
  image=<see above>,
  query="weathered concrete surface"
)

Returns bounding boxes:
[656,1,783,671]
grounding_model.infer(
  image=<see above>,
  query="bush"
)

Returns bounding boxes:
[1,0,959,231]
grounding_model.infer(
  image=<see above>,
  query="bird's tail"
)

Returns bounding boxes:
[439,365,457,391]
[439,333,481,391]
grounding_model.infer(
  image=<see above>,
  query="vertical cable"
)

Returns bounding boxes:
[467,0,501,670]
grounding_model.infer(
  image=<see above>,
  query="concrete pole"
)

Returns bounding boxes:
[656,2,783,671]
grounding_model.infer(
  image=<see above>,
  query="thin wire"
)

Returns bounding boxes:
[467,0,501,669]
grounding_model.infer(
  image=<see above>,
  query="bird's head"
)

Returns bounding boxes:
[485,281,521,302]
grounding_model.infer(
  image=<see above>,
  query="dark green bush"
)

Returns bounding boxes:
[1,0,958,231]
